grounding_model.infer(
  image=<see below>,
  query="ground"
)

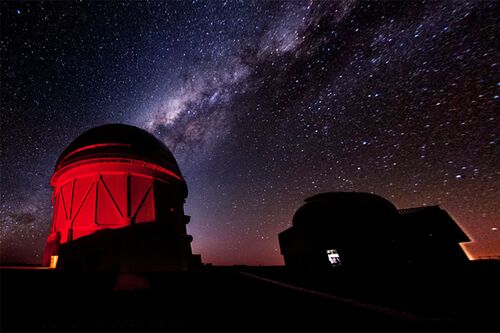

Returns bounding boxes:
[1,263,498,332]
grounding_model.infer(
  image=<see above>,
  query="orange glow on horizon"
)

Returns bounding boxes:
[460,243,475,260]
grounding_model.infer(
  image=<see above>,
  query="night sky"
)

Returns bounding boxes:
[1,1,499,265]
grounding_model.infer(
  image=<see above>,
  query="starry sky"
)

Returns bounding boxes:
[1,0,499,265]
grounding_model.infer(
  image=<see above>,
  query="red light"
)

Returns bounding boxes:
[43,156,185,265]
[62,143,132,160]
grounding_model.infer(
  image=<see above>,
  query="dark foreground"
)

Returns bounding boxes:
[1,263,499,332]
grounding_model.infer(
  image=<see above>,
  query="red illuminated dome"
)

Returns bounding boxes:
[43,124,196,271]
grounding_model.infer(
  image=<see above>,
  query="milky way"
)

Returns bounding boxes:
[1,1,499,265]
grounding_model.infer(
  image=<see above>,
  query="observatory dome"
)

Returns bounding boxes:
[292,192,398,229]
[55,123,182,177]
[44,123,194,270]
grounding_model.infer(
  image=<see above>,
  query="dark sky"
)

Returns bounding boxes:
[1,0,499,265]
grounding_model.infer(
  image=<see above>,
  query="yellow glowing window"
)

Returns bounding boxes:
[50,255,59,269]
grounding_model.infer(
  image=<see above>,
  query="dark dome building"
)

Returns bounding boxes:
[43,124,199,272]
[279,192,470,272]
[292,192,399,232]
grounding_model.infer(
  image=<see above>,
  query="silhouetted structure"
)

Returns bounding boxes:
[395,206,471,269]
[43,124,199,271]
[279,192,470,272]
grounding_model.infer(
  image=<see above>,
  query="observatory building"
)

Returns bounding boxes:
[279,192,470,272]
[43,124,199,272]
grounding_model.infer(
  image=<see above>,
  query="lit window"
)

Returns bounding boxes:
[50,255,59,269]
[326,249,341,266]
